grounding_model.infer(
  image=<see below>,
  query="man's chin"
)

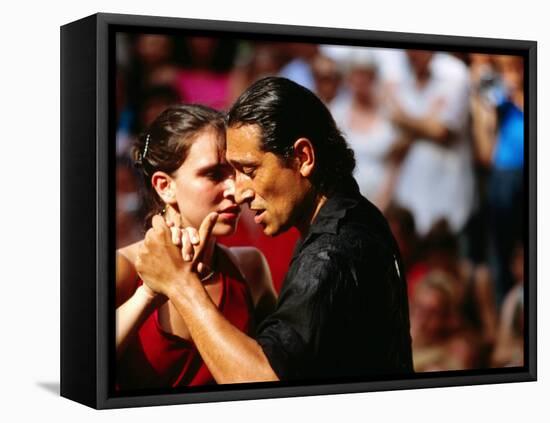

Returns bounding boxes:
[262,222,288,237]
[260,221,276,237]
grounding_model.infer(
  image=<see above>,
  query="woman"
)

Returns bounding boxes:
[115,104,276,390]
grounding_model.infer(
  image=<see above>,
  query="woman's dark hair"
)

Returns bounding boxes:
[226,76,355,194]
[132,104,225,228]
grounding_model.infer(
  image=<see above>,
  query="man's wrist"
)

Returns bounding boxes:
[166,271,207,306]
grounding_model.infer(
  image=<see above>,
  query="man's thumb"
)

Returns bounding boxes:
[192,212,218,266]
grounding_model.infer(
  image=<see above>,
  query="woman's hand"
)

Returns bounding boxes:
[135,212,218,297]
[168,221,214,276]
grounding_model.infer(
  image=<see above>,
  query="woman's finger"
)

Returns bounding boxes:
[180,230,194,262]
[170,227,181,246]
[185,227,200,245]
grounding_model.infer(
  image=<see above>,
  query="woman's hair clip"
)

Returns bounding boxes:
[136,134,151,166]
[143,134,151,159]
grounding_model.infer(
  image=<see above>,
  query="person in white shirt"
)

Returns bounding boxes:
[387,50,475,236]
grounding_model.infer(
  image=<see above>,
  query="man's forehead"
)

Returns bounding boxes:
[226,124,264,161]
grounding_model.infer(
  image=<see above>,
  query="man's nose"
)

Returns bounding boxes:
[234,172,254,205]
[223,177,236,199]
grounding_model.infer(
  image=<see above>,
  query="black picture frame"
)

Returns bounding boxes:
[60,12,537,409]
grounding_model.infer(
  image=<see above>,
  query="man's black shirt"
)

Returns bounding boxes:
[256,178,414,381]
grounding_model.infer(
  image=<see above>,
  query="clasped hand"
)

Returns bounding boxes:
[134,212,218,297]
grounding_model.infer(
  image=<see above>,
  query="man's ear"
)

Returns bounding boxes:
[293,138,315,178]
[151,171,177,206]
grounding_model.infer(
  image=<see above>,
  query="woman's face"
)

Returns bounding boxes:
[169,127,240,237]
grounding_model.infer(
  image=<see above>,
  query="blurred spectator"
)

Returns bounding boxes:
[116,70,133,157]
[117,85,180,157]
[126,34,180,110]
[174,36,238,110]
[278,42,318,90]
[229,42,286,103]
[410,271,480,371]
[311,51,344,105]
[491,243,524,367]
[138,85,181,131]
[453,53,497,265]
[117,34,182,156]
[116,158,143,248]
[385,204,419,272]
[330,48,400,208]
[470,54,524,305]
[387,50,475,236]
[408,220,498,353]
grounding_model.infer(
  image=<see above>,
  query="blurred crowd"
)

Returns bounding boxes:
[115,33,525,373]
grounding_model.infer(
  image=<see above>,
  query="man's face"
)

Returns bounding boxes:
[226,124,309,236]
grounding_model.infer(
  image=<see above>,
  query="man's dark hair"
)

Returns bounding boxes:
[226,76,355,194]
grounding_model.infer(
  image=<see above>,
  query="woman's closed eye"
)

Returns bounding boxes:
[202,165,235,182]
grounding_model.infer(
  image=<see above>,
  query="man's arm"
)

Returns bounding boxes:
[134,214,279,384]
[168,274,279,383]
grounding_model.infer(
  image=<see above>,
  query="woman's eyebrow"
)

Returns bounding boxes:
[196,162,232,174]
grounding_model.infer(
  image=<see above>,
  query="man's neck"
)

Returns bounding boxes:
[296,193,328,238]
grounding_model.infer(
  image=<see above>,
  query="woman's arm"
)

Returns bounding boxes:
[116,244,165,357]
[228,246,277,324]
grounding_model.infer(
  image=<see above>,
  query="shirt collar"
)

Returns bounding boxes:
[300,177,362,242]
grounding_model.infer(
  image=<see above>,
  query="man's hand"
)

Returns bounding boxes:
[135,212,218,297]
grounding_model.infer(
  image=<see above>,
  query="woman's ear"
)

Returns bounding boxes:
[151,171,177,206]
[293,138,315,178]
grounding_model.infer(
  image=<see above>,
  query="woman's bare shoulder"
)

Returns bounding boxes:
[227,247,266,279]
[225,246,277,322]
[225,246,274,294]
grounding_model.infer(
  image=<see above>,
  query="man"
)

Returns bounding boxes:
[136,77,413,383]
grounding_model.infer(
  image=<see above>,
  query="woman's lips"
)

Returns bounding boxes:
[218,206,240,221]
[219,211,239,220]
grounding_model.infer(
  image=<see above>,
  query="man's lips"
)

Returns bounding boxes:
[251,209,266,224]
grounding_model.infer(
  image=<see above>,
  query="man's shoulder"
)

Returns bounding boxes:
[321,197,395,251]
